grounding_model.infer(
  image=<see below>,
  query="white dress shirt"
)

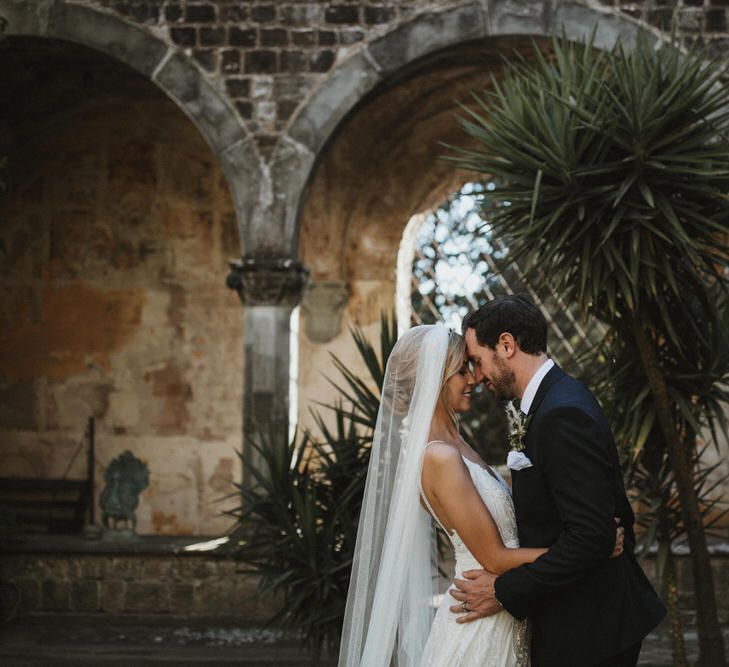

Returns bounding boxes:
[519,358,555,415]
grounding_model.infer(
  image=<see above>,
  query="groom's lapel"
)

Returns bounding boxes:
[521,364,564,463]
[515,366,566,518]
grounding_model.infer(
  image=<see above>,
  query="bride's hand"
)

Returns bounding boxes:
[610,517,625,558]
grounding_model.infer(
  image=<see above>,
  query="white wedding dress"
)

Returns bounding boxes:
[339,326,528,667]
[420,450,530,667]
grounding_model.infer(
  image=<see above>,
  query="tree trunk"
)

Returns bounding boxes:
[630,316,726,666]
[662,546,688,667]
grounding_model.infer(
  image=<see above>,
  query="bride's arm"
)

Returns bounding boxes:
[421,444,545,575]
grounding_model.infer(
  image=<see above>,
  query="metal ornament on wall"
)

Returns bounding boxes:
[226,257,309,307]
[100,450,149,536]
[301,280,350,343]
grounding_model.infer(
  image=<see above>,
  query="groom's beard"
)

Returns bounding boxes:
[489,357,518,401]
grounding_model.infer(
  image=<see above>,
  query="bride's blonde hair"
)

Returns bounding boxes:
[439,331,466,429]
[388,328,466,425]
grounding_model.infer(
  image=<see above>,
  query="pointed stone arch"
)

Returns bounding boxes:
[0,0,261,252]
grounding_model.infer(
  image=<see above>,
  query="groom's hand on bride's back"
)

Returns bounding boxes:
[449,569,502,624]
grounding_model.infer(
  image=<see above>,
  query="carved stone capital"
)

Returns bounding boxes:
[226,257,309,307]
[301,280,350,343]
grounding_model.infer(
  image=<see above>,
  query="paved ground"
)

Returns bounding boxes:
[1,614,728,665]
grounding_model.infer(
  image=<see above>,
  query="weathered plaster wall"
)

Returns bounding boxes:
[295,52,488,424]
[0,91,243,535]
[298,281,395,434]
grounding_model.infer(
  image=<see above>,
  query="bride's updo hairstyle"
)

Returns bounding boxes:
[438,331,467,428]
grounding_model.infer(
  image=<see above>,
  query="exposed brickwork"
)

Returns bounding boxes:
[84,1,729,156]
[603,0,729,48]
[90,0,411,148]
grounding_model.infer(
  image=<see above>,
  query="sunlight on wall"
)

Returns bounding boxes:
[289,306,300,443]
[396,213,426,336]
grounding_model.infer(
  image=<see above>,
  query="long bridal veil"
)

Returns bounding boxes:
[339,324,449,667]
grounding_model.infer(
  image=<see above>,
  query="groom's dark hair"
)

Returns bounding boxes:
[462,294,547,354]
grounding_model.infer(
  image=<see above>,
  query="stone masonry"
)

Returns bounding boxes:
[0,550,274,619]
[85,0,729,160]
[0,546,727,623]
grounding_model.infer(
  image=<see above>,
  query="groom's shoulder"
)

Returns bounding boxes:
[543,368,584,398]
[541,370,603,414]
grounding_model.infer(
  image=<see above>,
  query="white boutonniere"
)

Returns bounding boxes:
[505,401,534,471]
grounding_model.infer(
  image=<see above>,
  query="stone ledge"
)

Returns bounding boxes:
[0,544,274,619]
[0,534,230,556]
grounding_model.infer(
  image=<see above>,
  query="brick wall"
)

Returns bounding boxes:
[80,1,729,158]
[601,0,729,45]
[92,0,426,155]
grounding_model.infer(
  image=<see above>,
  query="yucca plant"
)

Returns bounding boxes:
[228,419,368,661]
[447,32,729,664]
[599,288,729,665]
[629,443,728,667]
[594,319,729,666]
[0,15,7,256]
[228,314,398,660]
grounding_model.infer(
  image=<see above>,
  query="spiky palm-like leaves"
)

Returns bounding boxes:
[448,36,729,327]
[592,294,729,665]
[325,314,398,429]
[447,33,729,665]
[601,288,729,665]
[229,314,397,660]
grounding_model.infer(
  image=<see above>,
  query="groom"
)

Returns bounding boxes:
[452,295,665,666]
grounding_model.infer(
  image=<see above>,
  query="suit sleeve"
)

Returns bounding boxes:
[494,406,617,620]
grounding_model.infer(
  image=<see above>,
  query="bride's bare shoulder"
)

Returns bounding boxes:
[423,441,464,468]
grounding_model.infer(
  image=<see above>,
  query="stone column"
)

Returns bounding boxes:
[226,257,309,489]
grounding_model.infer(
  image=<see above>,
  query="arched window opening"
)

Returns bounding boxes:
[399,182,605,462]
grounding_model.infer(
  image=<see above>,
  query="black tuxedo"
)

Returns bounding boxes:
[494,365,665,666]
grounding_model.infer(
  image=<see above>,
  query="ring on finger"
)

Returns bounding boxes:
[461,601,468,612]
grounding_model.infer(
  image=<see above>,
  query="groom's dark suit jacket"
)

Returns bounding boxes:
[494,365,665,666]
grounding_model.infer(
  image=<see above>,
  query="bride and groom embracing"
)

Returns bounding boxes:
[339,295,666,667]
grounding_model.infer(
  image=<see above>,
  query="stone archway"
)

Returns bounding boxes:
[0,31,248,535]
[0,0,261,249]
[0,0,285,490]
[284,1,653,426]
[280,0,650,257]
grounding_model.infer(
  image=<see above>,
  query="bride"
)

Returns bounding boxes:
[338,324,622,666]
